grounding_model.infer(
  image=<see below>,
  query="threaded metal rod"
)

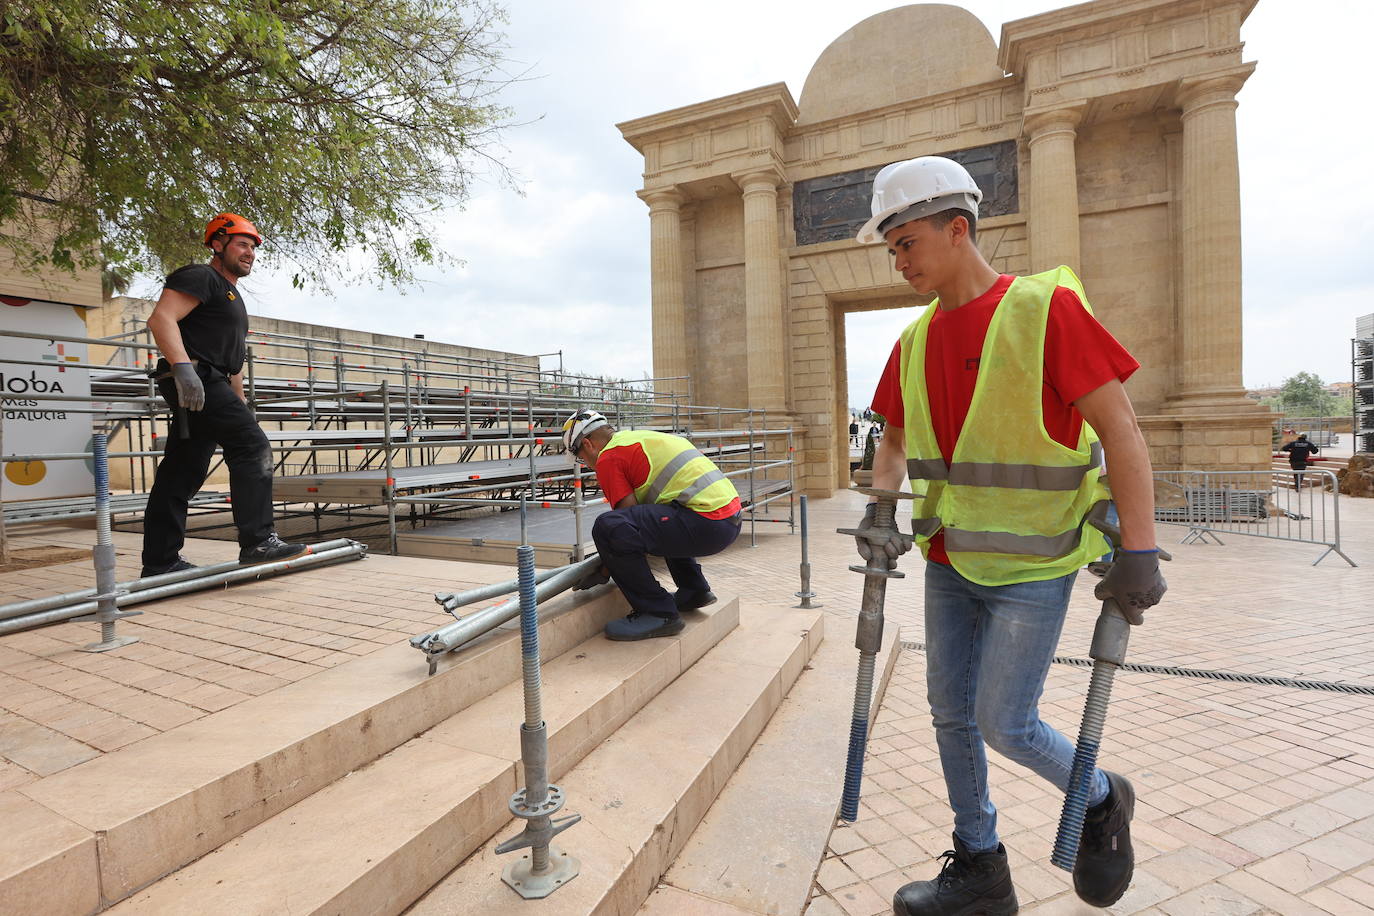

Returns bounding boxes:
[840,651,877,821]
[517,544,543,730]
[1051,659,1118,870]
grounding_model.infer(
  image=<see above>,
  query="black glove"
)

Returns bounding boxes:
[854,503,912,565]
[1094,548,1166,624]
[171,362,205,411]
[573,564,610,591]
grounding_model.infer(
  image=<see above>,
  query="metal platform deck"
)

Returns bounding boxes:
[394,475,792,565]
[274,441,770,504]
[275,455,569,503]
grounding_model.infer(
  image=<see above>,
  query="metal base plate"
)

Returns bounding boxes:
[79,635,139,653]
[501,844,580,899]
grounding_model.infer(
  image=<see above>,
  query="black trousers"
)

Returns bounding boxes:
[141,365,275,567]
[591,502,741,617]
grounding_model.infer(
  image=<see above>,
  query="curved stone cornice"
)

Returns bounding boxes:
[731,167,787,195]
[637,187,686,211]
[1176,63,1256,117]
[1022,101,1087,144]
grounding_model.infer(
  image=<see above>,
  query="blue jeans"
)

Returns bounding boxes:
[924,561,1109,853]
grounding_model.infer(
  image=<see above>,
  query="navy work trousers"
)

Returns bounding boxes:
[591,502,741,617]
[141,365,275,568]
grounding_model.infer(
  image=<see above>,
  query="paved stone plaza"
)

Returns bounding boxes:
[1,487,1370,914]
[784,490,1373,916]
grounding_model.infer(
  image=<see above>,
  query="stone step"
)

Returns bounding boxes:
[648,620,902,915]
[102,596,740,915]
[3,583,633,912]
[407,602,826,915]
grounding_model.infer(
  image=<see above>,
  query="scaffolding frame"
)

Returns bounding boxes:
[3,323,795,559]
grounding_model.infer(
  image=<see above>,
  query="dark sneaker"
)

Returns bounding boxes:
[239,534,309,565]
[673,589,717,611]
[605,611,685,641]
[140,556,197,578]
[894,834,1018,916]
[1074,771,1135,907]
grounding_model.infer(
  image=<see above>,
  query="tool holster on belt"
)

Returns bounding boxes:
[147,359,196,440]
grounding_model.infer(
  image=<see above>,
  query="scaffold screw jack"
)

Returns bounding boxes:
[834,486,915,822]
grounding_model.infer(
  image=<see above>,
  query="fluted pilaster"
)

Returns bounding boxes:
[736,169,787,412]
[1025,104,1085,273]
[1173,67,1254,405]
[641,187,689,398]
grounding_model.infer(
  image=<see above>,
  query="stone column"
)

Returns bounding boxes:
[736,169,787,412]
[641,187,688,398]
[1174,67,1254,405]
[1025,104,1085,273]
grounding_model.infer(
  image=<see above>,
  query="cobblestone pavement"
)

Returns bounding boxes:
[0,528,509,789]
[2,485,1371,916]
[755,488,1374,916]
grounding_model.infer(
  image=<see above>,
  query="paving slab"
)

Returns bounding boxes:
[3,572,631,909]
[655,618,900,916]
[407,604,825,914]
[105,598,739,915]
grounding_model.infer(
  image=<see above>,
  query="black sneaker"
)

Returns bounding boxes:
[1074,771,1136,907]
[140,556,197,578]
[238,534,309,565]
[893,834,1018,916]
[673,589,717,611]
[604,611,685,641]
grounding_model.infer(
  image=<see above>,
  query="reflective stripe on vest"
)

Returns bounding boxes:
[677,468,728,503]
[645,447,704,504]
[907,441,1103,491]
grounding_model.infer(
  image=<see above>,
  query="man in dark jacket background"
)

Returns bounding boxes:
[1281,433,1320,489]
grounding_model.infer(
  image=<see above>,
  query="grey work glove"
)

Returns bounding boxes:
[1094,548,1166,625]
[170,362,205,411]
[854,502,913,565]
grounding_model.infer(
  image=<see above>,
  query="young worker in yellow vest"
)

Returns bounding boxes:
[562,410,742,641]
[855,157,1167,915]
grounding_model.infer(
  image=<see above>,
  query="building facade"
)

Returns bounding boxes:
[619,0,1271,495]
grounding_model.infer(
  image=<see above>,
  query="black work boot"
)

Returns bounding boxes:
[140,555,197,578]
[893,833,1018,915]
[1073,770,1135,907]
[239,534,309,565]
[673,589,717,611]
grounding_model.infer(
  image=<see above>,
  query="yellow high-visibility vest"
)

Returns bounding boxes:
[605,430,739,513]
[897,265,1111,584]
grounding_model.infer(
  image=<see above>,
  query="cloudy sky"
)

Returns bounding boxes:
[219,0,1368,409]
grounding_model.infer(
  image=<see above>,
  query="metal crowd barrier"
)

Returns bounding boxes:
[1153,467,1356,567]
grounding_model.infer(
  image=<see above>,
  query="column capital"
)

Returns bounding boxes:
[731,166,786,195]
[1177,63,1256,117]
[1022,101,1086,144]
[637,186,686,212]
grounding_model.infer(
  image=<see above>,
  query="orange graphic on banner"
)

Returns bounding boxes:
[5,460,47,486]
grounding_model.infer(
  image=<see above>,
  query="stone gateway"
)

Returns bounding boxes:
[619,1,1271,496]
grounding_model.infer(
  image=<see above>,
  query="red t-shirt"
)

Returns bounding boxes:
[870,274,1139,564]
[596,442,742,519]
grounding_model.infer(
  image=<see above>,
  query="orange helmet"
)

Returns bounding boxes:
[203,213,263,248]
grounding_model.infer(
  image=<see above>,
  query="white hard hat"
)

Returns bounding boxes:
[854,156,983,245]
[561,409,608,455]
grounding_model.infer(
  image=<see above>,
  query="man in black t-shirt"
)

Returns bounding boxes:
[140,213,308,576]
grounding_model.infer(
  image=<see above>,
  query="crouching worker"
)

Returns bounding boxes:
[141,213,308,577]
[562,410,742,640]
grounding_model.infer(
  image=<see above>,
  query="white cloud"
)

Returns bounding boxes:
[228,0,1367,405]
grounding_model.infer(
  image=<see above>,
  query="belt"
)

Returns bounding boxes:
[148,358,199,382]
